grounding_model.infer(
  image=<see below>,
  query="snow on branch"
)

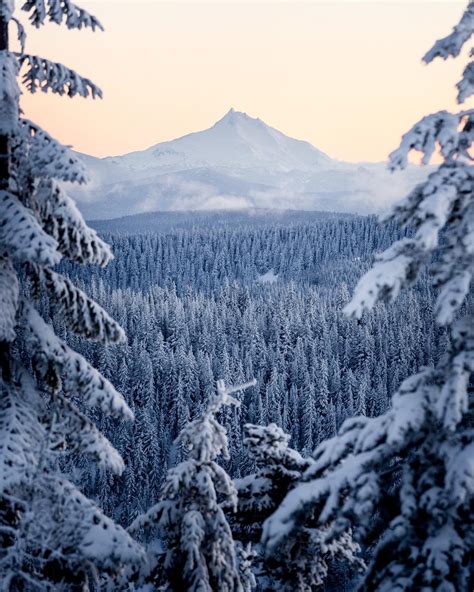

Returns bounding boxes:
[423,1,474,63]
[36,180,113,267]
[0,190,61,267]
[179,378,256,463]
[392,164,472,325]
[13,119,88,184]
[129,378,249,591]
[22,0,103,31]
[243,422,308,469]
[133,380,257,534]
[24,305,133,420]
[53,393,125,474]
[423,2,474,104]
[39,477,145,570]
[261,451,375,551]
[389,111,474,169]
[0,256,19,342]
[443,438,474,507]
[38,267,126,343]
[0,51,20,135]
[19,54,102,98]
[286,5,474,588]
[309,371,430,477]
[458,60,474,103]
[215,378,256,410]
[343,238,423,319]
[434,317,474,429]
[127,500,161,536]
[12,18,27,54]
[346,159,473,322]
[0,1,15,21]
[0,378,44,493]
[435,271,472,327]
[262,369,432,551]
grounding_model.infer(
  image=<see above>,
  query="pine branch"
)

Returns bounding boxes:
[52,392,124,474]
[13,119,88,184]
[22,0,103,31]
[35,179,113,267]
[19,54,102,98]
[38,267,126,343]
[0,51,20,135]
[24,304,133,420]
[0,378,44,493]
[423,1,474,62]
[0,189,61,267]
[0,256,18,342]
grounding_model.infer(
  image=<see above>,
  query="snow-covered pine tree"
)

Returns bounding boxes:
[0,1,143,588]
[129,379,257,592]
[262,4,474,591]
[233,423,311,545]
[234,423,361,591]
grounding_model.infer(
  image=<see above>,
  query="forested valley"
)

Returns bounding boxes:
[53,213,448,534]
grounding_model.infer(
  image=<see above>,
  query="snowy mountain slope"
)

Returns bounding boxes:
[71,109,427,219]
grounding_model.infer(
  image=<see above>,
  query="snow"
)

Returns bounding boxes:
[257,269,278,284]
[23,0,103,31]
[0,51,19,134]
[423,1,474,63]
[70,110,427,219]
[129,379,255,590]
[25,305,133,420]
[102,108,330,174]
[36,179,113,266]
[40,267,126,343]
[19,54,102,98]
[0,1,140,585]
[54,479,145,568]
[19,118,88,184]
[0,256,18,341]
[0,189,61,267]
[0,379,44,492]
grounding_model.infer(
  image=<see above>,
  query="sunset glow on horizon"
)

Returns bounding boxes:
[19,1,469,162]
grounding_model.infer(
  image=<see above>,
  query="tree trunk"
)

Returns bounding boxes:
[0,15,11,382]
[0,13,9,190]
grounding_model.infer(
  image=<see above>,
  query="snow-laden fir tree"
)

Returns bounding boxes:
[0,1,143,588]
[129,379,257,592]
[262,4,474,591]
[232,423,311,544]
[233,423,362,591]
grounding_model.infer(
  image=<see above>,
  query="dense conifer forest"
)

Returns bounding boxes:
[53,214,448,532]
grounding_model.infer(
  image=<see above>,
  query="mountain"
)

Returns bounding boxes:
[71,109,426,219]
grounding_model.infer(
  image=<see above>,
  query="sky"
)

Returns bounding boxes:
[19,1,469,162]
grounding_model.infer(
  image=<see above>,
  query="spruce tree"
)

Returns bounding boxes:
[129,379,256,592]
[234,423,361,591]
[262,4,474,590]
[0,1,143,588]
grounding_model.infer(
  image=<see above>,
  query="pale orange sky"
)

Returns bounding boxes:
[18,1,468,162]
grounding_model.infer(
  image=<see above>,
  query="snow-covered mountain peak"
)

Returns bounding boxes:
[88,109,331,176]
[199,108,331,170]
[72,109,427,220]
[214,107,261,126]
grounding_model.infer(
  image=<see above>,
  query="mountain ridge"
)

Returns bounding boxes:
[71,109,426,220]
